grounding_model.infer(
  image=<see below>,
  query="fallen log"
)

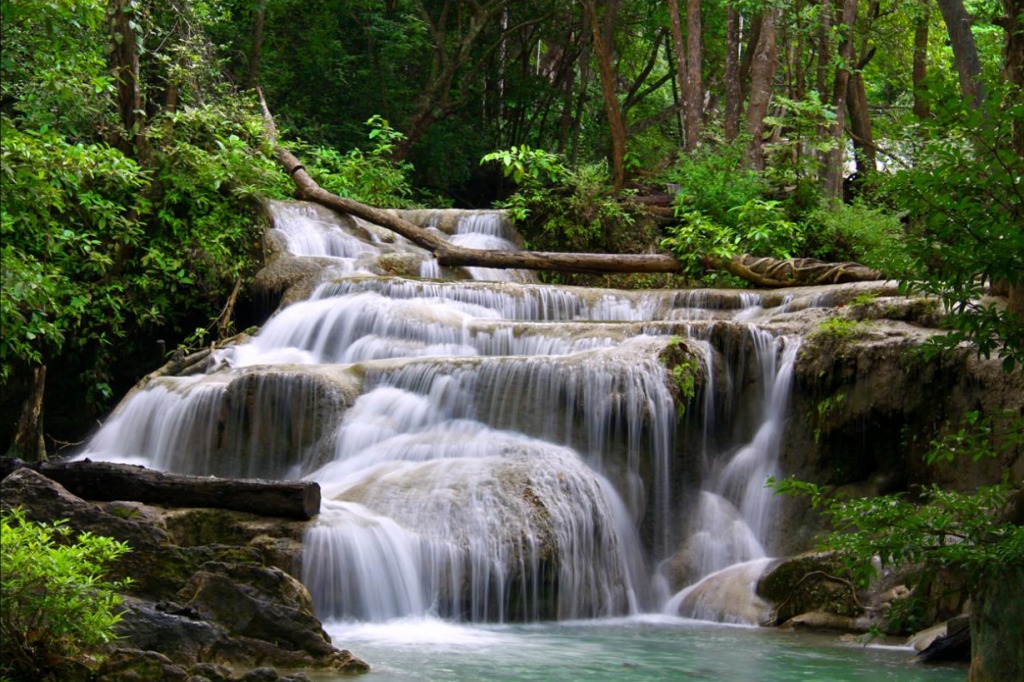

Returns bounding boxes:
[35,460,320,520]
[257,89,882,285]
[716,255,883,287]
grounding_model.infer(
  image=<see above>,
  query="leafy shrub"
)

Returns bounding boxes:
[1,508,131,680]
[663,140,766,226]
[804,201,910,275]
[769,410,1024,633]
[302,115,416,208]
[481,144,567,186]
[661,199,805,284]
[2,97,290,404]
[0,120,147,394]
[882,80,1024,372]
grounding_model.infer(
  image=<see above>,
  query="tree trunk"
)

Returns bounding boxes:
[816,0,833,102]
[108,0,145,159]
[745,8,779,169]
[724,6,742,140]
[913,7,931,119]
[1000,0,1024,315]
[740,12,763,101]
[1003,0,1024,158]
[968,565,1024,682]
[824,0,858,199]
[936,0,984,106]
[846,73,876,176]
[36,460,321,520]
[667,0,689,144]
[684,0,703,151]
[583,0,628,190]
[249,0,267,86]
[395,0,511,160]
[8,366,46,463]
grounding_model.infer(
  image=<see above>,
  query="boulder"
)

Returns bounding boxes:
[0,467,369,678]
[756,553,864,626]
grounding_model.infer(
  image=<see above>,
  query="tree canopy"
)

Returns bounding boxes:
[1,0,1021,451]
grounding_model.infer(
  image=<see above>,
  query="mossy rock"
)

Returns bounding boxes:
[757,553,862,624]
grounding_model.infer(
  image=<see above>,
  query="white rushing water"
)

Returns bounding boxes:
[79,200,813,628]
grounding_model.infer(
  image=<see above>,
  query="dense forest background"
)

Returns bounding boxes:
[1,0,1022,455]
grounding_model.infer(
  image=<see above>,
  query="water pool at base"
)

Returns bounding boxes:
[321,616,965,682]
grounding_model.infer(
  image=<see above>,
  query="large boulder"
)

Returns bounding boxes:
[0,467,369,678]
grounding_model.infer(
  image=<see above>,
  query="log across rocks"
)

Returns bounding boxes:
[35,460,320,520]
[256,88,883,286]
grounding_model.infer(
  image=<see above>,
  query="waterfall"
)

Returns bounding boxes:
[78,200,811,626]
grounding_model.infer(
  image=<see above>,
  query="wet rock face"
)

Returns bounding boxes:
[756,554,863,626]
[0,467,369,679]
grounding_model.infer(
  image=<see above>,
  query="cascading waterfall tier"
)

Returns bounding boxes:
[78,200,823,626]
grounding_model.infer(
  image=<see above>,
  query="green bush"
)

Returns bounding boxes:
[1,508,131,680]
[663,140,767,227]
[302,115,416,208]
[661,198,805,284]
[804,201,910,275]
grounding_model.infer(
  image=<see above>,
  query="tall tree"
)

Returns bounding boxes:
[823,0,859,198]
[912,4,931,119]
[746,9,779,169]
[684,0,703,151]
[935,0,984,105]
[724,5,742,140]
[667,0,690,142]
[395,0,514,159]
[108,0,145,159]
[582,0,628,189]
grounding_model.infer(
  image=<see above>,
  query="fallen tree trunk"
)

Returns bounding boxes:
[257,89,882,285]
[35,460,320,520]
[717,255,883,287]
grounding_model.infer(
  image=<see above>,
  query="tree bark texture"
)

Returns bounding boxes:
[8,366,47,463]
[249,0,267,86]
[824,0,858,199]
[583,0,628,190]
[913,8,931,119]
[108,0,145,158]
[36,460,321,520]
[936,0,984,106]
[667,0,689,142]
[685,0,703,151]
[724,6,742,140]
[746,9,779,169]
[846,73,876,175]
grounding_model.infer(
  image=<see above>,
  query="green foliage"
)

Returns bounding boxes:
[762,94,837,205]
[1,95,288,401]
[0,0,113,137]
[481,144,567,186]
[770,409,1024,625]
[924,410,1024,466]
[770,476,1023,589]
[663,337,699,418]
[661,199,805,283]
[1,508,131,680]
[302,116,416,207]
[0,120,146,393]
[804,201,911,275]
[483,150,644,257]
[811,392,846,444]
[663,141,767,227]
[884,80,1024,373]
